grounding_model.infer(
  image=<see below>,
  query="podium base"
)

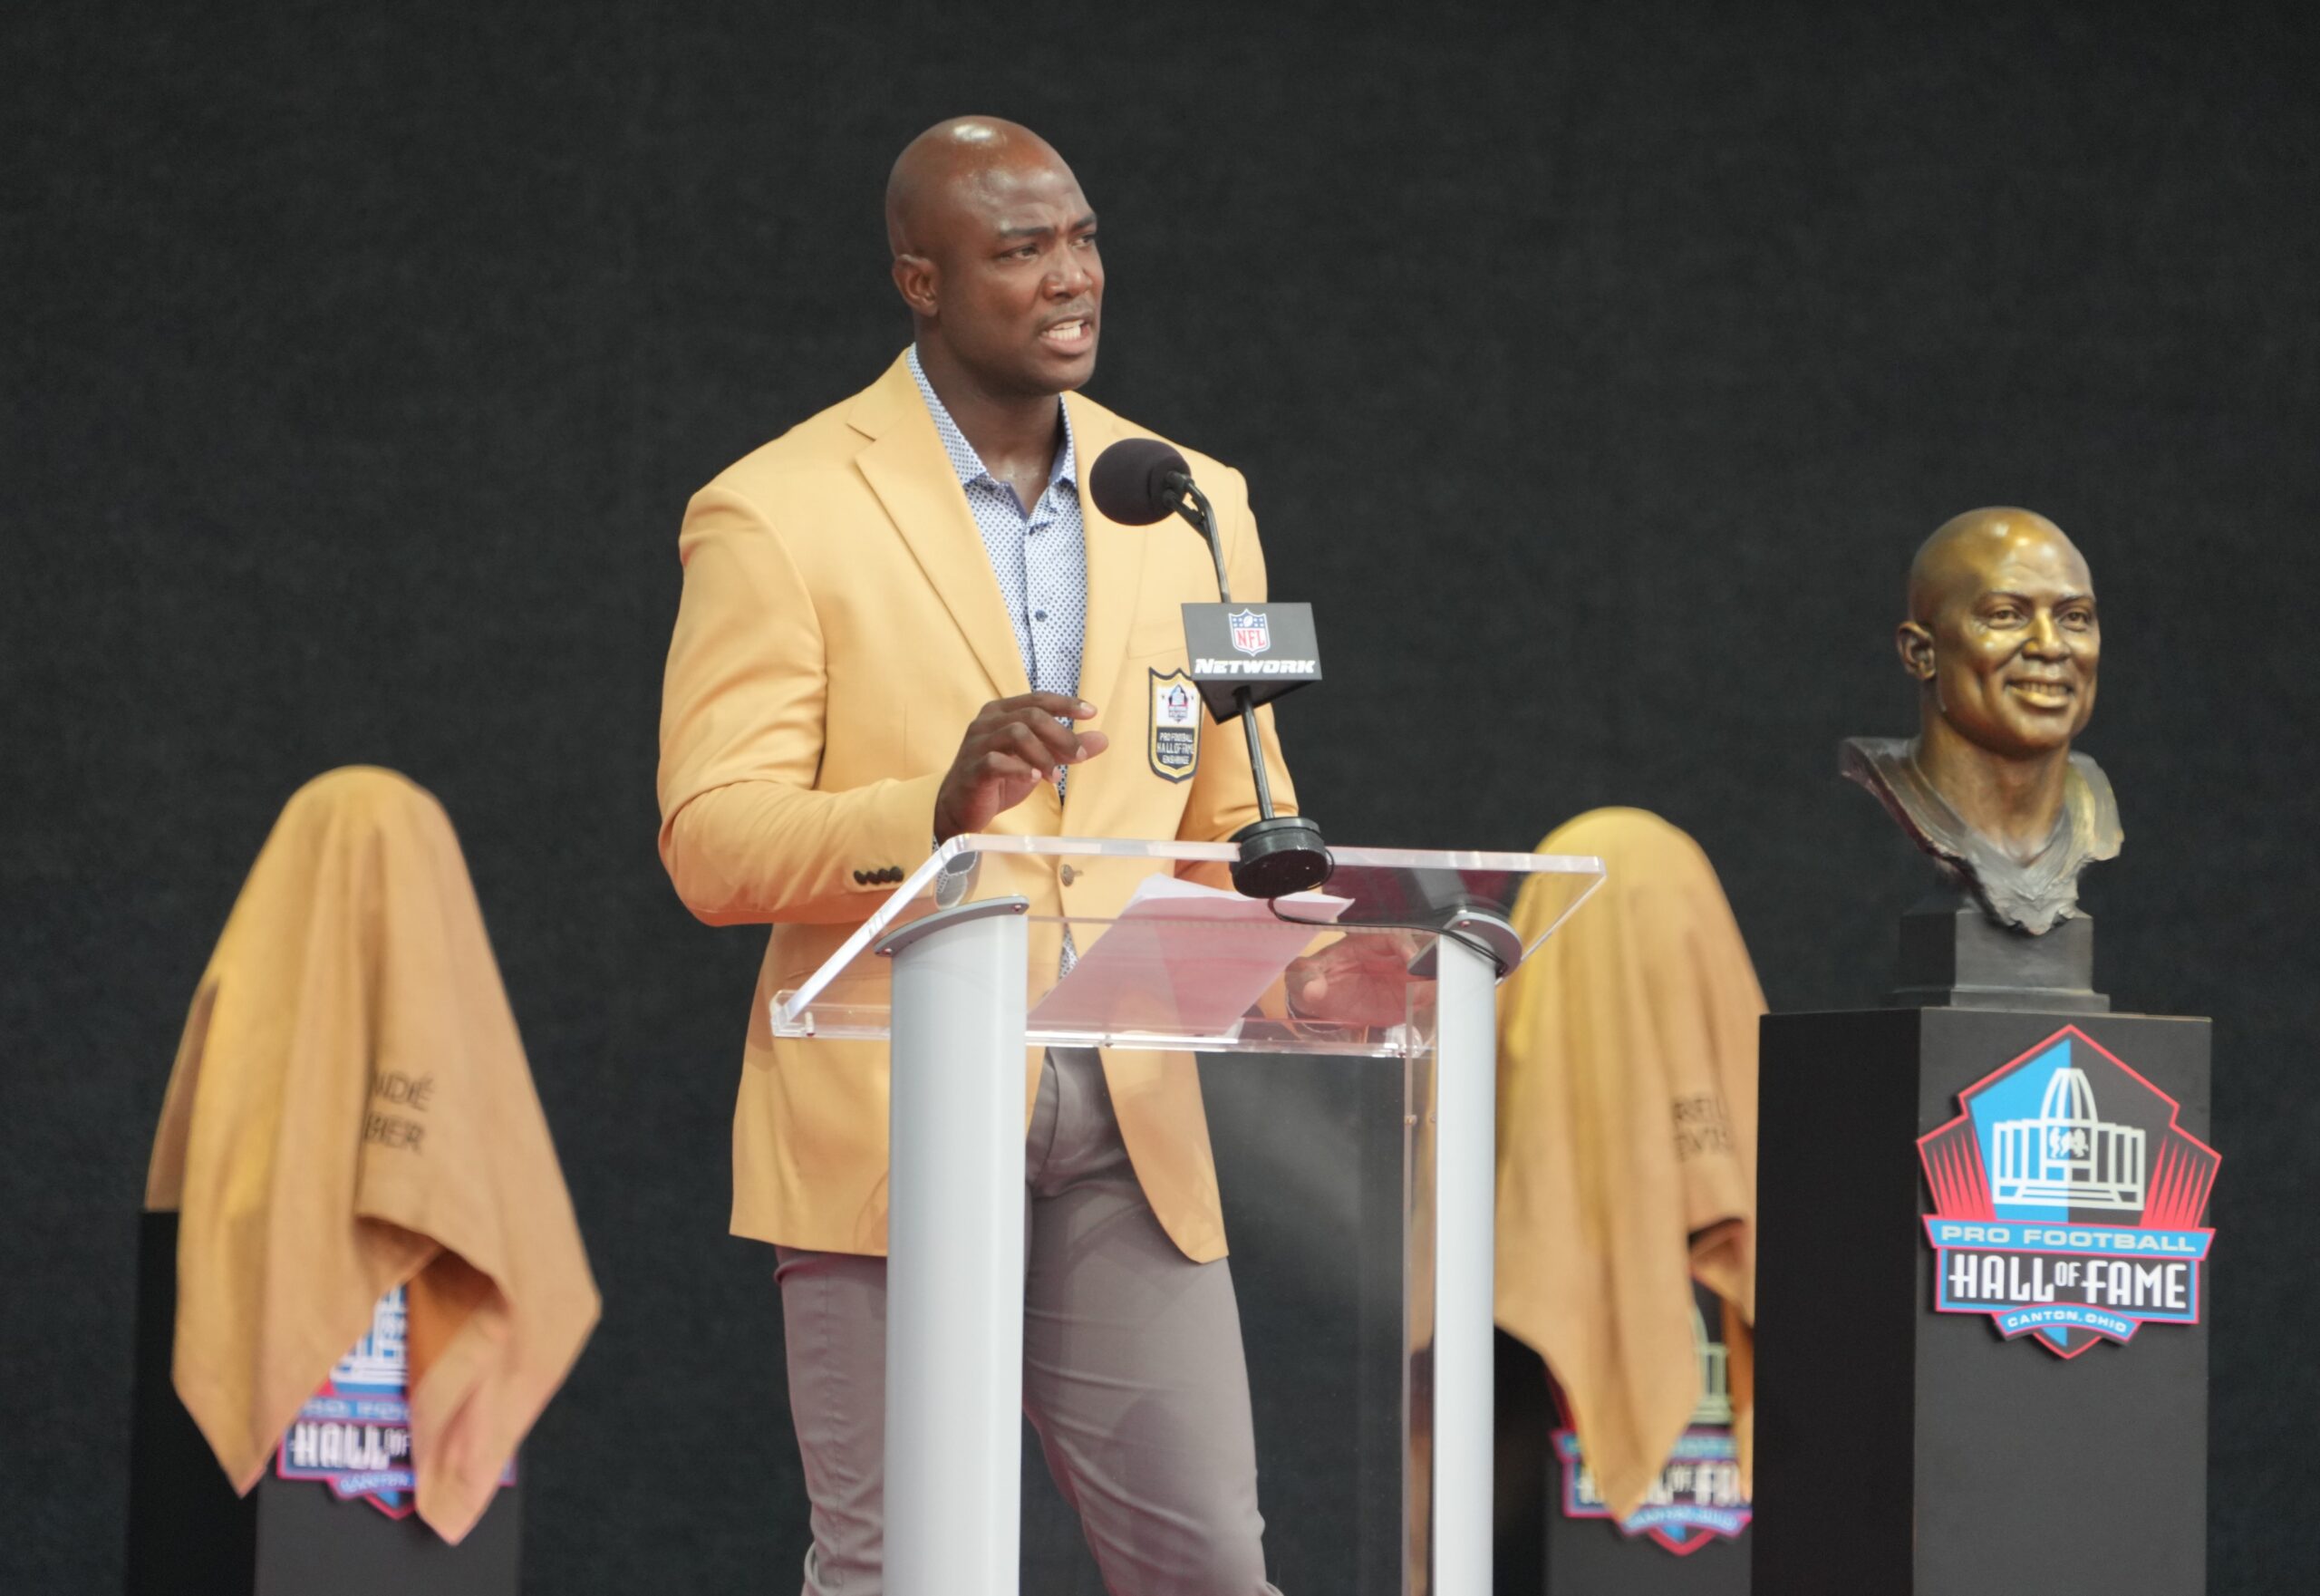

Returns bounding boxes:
[124,1212,520,1596]
[1753,1006,2209,1596]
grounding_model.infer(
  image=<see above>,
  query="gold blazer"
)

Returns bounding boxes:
[657,353,1297,1262]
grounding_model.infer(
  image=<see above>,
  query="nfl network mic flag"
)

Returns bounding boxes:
[1180,602,1321,721]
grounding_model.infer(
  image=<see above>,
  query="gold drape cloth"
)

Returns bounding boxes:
[1495,807,1762,1521]
[145,767,599,1543]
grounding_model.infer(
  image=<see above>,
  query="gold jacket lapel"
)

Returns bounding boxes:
[849,355,1030,702]
[1064,394,1147,827]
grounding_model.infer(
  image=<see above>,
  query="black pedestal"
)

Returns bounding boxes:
[124,1212,521,1596]
[1752,1004,2210,1595]
[1494,1329,1752,1596]
[1542,1510,1749,1595]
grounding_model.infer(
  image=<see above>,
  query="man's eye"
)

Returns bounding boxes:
[1074,233,1098,248]
[1986,609,2022,625]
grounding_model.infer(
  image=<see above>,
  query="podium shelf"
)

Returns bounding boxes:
[769,834,1603,1051]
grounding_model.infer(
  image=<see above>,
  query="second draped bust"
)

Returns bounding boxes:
[1842,507,2123,935]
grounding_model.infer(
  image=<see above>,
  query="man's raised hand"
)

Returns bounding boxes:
[933,693,1109,842]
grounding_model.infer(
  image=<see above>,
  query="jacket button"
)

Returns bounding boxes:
[1059,865,1077,886]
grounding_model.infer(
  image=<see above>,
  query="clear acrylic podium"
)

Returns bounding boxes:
[770,836,1604,1596]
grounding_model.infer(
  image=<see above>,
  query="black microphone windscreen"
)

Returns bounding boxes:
[1089,438,1192,527]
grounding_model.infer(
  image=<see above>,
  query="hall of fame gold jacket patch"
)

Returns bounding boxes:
[1149,668,1200,781]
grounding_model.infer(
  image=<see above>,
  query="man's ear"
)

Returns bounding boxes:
[892,254,939,319]
[1897,621,1938,683]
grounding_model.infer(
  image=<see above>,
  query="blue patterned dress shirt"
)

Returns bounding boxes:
[908,348,1090,976]
[907,345,1088,709]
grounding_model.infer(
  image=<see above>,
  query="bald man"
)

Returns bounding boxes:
[1842,507,2121,933]
[657,118,1292,1592]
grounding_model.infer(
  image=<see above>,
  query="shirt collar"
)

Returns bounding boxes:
[907,344,1077,497]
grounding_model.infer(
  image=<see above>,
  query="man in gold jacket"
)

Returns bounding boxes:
[657,117,1295,1593]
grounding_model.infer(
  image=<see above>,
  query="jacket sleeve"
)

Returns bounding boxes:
[1176,466,1299,845]
[656,480,942,925]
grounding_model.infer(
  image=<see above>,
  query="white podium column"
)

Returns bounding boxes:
[1430,925,1503,1596]
[880,900,1030,1596]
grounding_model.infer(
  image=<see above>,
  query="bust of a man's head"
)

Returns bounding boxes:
[1842,508,2122,934]
[1901,508,2100,787]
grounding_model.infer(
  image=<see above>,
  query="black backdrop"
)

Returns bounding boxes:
[6,2,2315,1591]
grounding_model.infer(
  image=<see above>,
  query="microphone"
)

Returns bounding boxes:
[1092,437,1232,611]
[1088,439,1331,899]
[1088,438,1194,527]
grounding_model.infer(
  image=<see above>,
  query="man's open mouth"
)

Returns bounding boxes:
[1039,317,1094,349]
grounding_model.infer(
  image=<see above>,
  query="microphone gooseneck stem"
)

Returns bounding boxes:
[1175,479,1274,820]
[1173,481,1233,605]
[1236,684,1277,821]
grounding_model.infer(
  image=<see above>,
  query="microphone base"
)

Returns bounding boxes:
[1230,817,1334,899]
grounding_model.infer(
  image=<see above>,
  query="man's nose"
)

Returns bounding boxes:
[1048,252,1093,298]
[2025,613,2068,656]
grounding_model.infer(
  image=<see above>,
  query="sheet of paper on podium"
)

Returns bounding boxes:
[1029,875,1350,1039]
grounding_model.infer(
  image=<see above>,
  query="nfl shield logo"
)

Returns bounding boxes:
[1228,609,1271,656]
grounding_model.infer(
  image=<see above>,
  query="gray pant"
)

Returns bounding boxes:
[775,1049,1283,1595]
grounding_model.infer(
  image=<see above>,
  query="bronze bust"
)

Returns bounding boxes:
[1842,508,2122,934]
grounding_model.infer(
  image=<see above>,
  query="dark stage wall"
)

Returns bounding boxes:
[6,3,2315,1591]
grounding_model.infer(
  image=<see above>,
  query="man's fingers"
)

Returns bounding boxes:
[981,750,1041,784]
[1010,710,1107,766]
[1000,692,1096,720]
[1077,729,1111,758]
[998,721,1063,772]
[1318,930,1416,968]
[1350,932,1419,965]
